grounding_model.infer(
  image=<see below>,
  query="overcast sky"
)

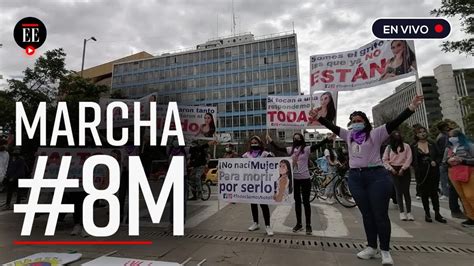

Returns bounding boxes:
[0,0,472,129]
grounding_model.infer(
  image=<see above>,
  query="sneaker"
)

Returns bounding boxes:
[357,246,379,260]
[265,226,274,236]
[461,219,474,227]
[425,215,433,223]
[416,196,421,200]
[306,225,312,235]
[451,211,467,220]
[381,250,394,265]
[399,213,407,221]
[406,213,415,221]
[292,224,303,232]
[248,222,260,231]
[439,195,448,201]
[70,224,81,236]
[323,198,336,205]
[435,214,447,224]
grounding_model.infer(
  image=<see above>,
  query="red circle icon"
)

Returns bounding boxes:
[25,46,35,56]
[434,24,444,33]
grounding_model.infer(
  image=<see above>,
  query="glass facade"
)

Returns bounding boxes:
[111,33,300,141]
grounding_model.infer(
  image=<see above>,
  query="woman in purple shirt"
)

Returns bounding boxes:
[309,95,423,266]
[267,133,332,235]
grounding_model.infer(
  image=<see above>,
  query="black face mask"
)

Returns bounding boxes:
[251,144,260,150]
[293,140,304,146]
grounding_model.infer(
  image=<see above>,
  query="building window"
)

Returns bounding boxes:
[278,131,285,141]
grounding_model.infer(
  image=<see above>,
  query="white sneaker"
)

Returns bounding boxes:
[248,222,260,231]
[381,250,394,265]
[416,196,421,200]
[70,224,81,236]
[265,226,274,236]
[322,198,335,205]
[439,195,448,201]
[357,246,379,260]
[406,213,415,221]
[400,213,407,221]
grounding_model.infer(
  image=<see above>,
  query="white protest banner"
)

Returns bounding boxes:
[99,93,157,128]
[82,256,181,266]
[157,105,217,140]
[34,148,124,191]
[310,40,416,92]
[267,92,337,129]
[4,253,82,266]
[218,157,294,205]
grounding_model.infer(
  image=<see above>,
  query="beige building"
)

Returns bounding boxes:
[80,51,153,87]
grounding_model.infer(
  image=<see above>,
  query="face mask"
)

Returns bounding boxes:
[352,122,365,132]
[417,132,427,139]
[225,147,231,152]
[449,137,459,145]
[293,139,303,146]
[251,144,260,150]
[172,140,179,147]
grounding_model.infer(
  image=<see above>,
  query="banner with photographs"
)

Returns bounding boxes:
[218,157,294,205]
[157,105,218,141]
[267,92,338,129]
[34,148,124,191]
[310,40,417,92]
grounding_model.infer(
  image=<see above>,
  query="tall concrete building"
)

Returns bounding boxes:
[373,64,474,131]
[111,32,300,141]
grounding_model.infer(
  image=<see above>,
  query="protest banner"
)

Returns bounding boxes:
[4,253,82,266]
[267,92,338,129]
[310,40,417,92]
[218,157,294,205]
[157,105,217,140]
[34,148,124,191]
[82,256,181,266]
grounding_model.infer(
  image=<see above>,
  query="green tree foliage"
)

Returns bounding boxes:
[431,0,474,56]
[461,96,474,137]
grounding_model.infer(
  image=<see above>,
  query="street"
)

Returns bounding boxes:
[0,184,473,265]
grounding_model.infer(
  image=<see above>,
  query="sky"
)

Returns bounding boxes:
[0,0,472,129]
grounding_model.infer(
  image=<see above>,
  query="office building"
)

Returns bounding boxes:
[111,32,300,141]
[373,64,474,131]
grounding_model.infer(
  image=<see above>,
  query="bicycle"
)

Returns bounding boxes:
[309,166,356,208]
[187,178,211,201]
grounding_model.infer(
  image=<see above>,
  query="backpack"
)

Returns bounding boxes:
[316,157,329,173]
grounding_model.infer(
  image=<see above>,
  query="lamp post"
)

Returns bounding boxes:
[80,37,97,77]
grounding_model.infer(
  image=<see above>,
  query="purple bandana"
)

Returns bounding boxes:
[350,131,367,145]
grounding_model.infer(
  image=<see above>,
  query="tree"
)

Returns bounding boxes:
[378,113,415,143]
[0,91,16,131]
[461,96,474,137]
[431,0,474,56]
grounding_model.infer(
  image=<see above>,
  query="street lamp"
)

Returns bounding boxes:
[80,37,97,77]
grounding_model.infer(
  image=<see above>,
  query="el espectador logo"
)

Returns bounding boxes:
[13,17,47,55]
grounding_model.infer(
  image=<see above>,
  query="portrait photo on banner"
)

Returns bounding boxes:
[266,92,338,129]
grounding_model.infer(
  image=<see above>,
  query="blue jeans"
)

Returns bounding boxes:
[348,167,392,251]
[439,165,449,197]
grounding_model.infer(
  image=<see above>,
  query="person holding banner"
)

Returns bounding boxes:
[309,95,423,265]
[380,40,416,80]
[243,136,274,236]
[267,133,332,235]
